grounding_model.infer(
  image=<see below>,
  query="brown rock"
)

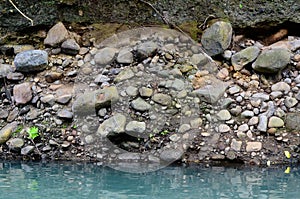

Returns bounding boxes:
[13,82,32,105]
[44,22,69,47]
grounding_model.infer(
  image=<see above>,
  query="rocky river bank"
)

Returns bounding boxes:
[1,20,300,170]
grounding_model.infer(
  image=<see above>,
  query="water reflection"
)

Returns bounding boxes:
[0,161,299,199]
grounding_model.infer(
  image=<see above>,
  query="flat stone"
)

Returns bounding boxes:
[216,109,231,121]
[286,113,300,131]
[94,74,110,83]
[96,113,126,137]
[246,142,262,152]
[228,85,241,95]
[190,118,203,129]
[218,124,231,133]
[7,107,18,122]
[6,72,24,81]
[248,116,259,126]
[270,91,283,99]
[21,145,35,155]
[268,116,284,128]
[231,46,260,71]
[271,82,290,92]
[56,95,72,104]
[160,148,183,162]
[40,94,55,105]
[252,48,291,73]
[238,124,249,132]
[136,41,158,60]
[231,139,242,151]
[169,79,185,91]
[131,97,151,111]
[252,93,270,101]
[57,109,73,119]
[241,110,254,118]
[13,82,32,105]
[114,68,134,82]
[116,48,133,64]
[14,50,48,72]
[126,86,139,96]
[0,122,18,144]
[61,39,80,55]
[152,93,172,106]
[94,47,117,65]
[201,21,232,56]
[7,138,24,150]
[125,121,146,134]
[257,115,268,132]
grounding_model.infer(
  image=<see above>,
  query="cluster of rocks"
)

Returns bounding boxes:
[1,21,300,166]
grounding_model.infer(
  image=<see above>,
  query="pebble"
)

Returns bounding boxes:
[246,142,262,152]
[241,110,254,118]
[44,22,69,47]
[268,116,284,128]
[125,121,146,134]
[94,47,117,65]
[14,50,48,72]
[178,124,191,133]
[218,124,231,133]
[231,139,242,151]
[13,82,32,105]
[131,97,151,111]
[271,82,290,92]
[238,124,249,132]
[57,109,73,119]
[21,146,35,155]
[248,116,259,126]
[61,39,80,55]
[257,115,268,132]
[152,93,172,106]
[284,97,298,108]
[216,109,231,121]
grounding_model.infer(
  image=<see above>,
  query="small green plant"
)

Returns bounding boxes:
[27,126,39,140]
[160,130,169,136]
[12,125,23,137]
[239,3,243,9]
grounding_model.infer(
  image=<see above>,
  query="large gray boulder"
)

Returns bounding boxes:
[14,50,48,72]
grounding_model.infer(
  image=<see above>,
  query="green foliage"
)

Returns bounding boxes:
[160,130,169,136]
[239,3,243,9]
[27,126,39,140]
[12,125,23,137]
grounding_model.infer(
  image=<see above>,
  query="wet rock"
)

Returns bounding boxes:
[125,121,146,134]
[160,148,183,162]
[117,48,133,64]
[246,142,262,152]
[216,109,231,121]
[118,153,140,160]
[201,21,232,56]
[131,97,151,111]
[192,77,229,104]
[94,47,117,65]
[57,109,73,120]
[152,93,172,106]
[136,41,158,60]
[73,86,119,115]
[14,50,48,72]
[114,68,134,82]
[96,113,126,137]
[44,22,69,47]
[61,39,80,55]
[257,115,268,132]
[21,145,35,155]
[13,82,32,105]
[268,116,284,128]
[0,122,18,144]
[231,46,260,71]
[7,138,24,150]
[271,82,290,92]
[252,48,291,73]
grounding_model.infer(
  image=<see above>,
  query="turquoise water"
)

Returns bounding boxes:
[0,162,299,199]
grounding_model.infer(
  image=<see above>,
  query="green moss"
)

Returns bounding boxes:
[178,21,202,41]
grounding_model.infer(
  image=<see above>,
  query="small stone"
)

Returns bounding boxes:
[248,116,259,126]
[94,74,110,83]
[0,110,9,119]
[238,124,249,132]
[131,97,151,111]
[61,141,71,148]
[241,110,254,118]
[94,47,117,65]
[116,48,133,64]
[268,116,284,128]
[270,91,283,99]
[44,22,69,47]
[40,94,55,105]
[114,68,134,82]
[7,107,18,122]
[190,118,203,128]
[125,121,146,134]
[271,82,290,92]
[0,122,18,144]
[246,142,262,152]
[216,109,231,121]
[178,124,191,133]
[136,41,158,60]
[152,93,172,106]
[257,115,268,132]
[228,85,240,95]
[21,145,35,155]
[13,82,32,105]
[61,39,80,55]
[96,113,126,137]
[125,86,139,96]
[252,93,270,101]
[139,87,153,97]
[169,134,180,142]
[6,72,24,81]
[217,68,229,79]
[267,128,277,135]
[7,138,24,150]
[56,95,72,104]
[284,97,298,108]
[45,72,63,83]
[218,124,231,133]
[231,46,260,71]
[231,139,242,151]
[57,109,73,119]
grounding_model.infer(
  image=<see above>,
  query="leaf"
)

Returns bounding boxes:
[239,3,243,9]
[284,151,291,159]
[284,167,291,174]
[27,126,39,140]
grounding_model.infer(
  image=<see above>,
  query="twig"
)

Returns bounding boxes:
[198,14,216,30]
[8,0,33,26]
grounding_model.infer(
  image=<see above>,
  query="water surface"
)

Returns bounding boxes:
[0,161,299,199]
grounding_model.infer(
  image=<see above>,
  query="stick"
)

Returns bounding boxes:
[8,0,33,26]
